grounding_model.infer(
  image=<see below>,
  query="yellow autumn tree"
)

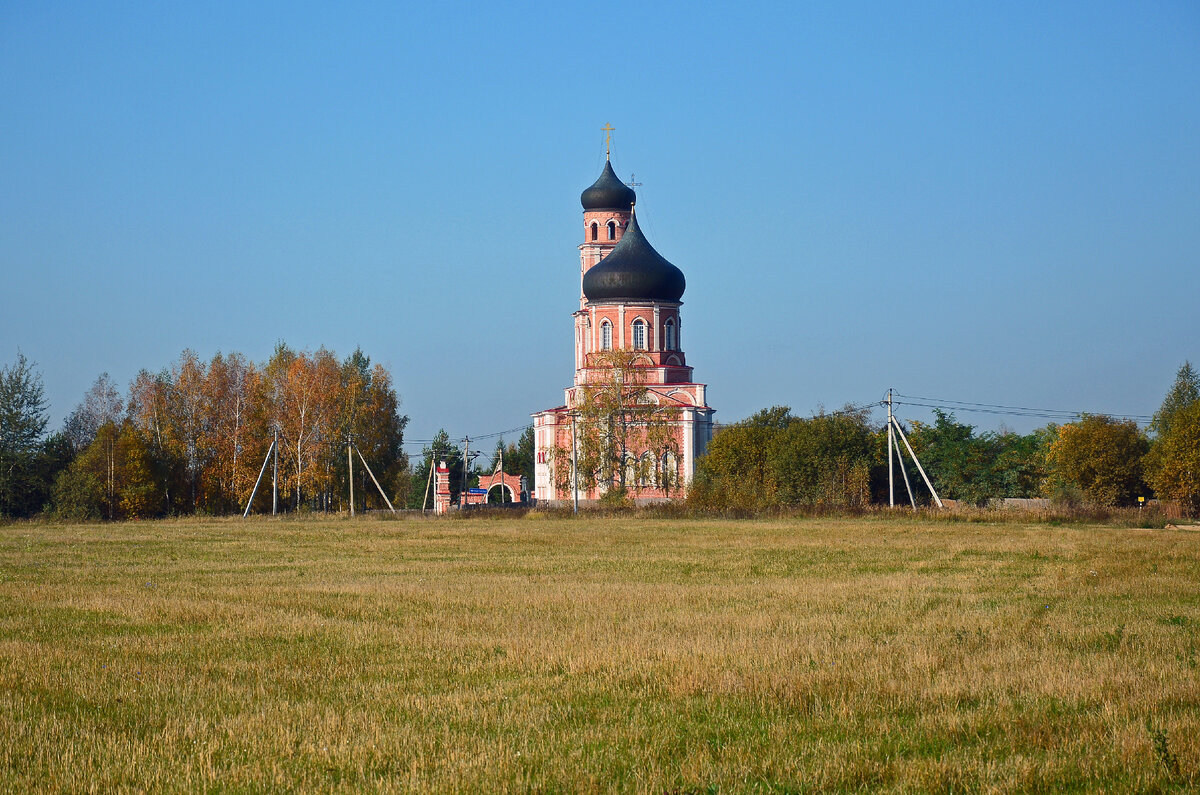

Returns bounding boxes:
[553,349,681,501]
[1145,401,1200,517]
[168,349,210,510]
[201,352,256,512]
[1046,415,1148,507]
[262,345,341,510]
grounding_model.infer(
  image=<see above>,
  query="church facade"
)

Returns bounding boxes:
[532,157,715,503]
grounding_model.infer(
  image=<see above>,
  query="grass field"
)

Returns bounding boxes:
[1,514,1198,793]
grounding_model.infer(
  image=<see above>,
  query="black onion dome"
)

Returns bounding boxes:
[580,161,636,211]
[582,212,685,303]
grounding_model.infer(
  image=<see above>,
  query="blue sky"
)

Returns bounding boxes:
[2,1,1198,445]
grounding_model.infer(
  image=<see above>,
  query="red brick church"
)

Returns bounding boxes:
[532,151,715,503]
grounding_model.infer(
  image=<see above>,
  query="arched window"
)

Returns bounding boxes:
[664,318,676,351]
[600,320,612,350]
[632,319,646,350]
[607,220,617,240]
[590,222,599,241]
[639,452,654,487]
[660,450,677,489]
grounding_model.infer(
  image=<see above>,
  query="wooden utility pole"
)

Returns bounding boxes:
[348,435,355,517]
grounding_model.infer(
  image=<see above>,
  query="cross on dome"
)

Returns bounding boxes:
[601,123,615,159]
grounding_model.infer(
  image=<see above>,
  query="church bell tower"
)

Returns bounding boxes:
[532,134,715,504]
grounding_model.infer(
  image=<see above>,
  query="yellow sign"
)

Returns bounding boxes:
[1138,496,1145,503]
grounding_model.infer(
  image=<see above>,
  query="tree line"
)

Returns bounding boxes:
[0,345,409,520]
[690,363,1200,516]
[5,351,1197,520]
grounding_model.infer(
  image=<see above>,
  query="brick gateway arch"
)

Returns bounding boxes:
[434,464,528,513]
[463,470,526,506]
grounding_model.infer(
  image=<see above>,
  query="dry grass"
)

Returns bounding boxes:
[1,514,1198,792]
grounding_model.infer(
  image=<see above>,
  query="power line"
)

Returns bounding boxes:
[402,423,534,449]
[891,392,1153,424]
[466,423,533,442]
[895,400,1087,421]
[894,392,1146,417]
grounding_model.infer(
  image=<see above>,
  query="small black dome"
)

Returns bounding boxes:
[582,212,685,303]
[580,161,636,211]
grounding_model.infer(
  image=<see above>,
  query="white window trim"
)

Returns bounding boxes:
[631,318,647,350]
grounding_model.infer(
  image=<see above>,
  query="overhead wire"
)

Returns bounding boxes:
[405,391,1150,450]
[891,392,1152,424]
[402,423,534,449]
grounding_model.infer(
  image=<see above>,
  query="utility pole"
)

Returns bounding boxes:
[461,436,469,508]
[887,389,894,508]
[891,419,944,509]
[348,434,355,517]
[893,422,918,509]
[352,441,397,514]
[571,412,579,514]
[884,391,943,510]
[243,433,277,518]
[272,427,278,515]
[422,451,435,513]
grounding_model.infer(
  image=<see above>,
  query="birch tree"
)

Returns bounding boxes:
[554,349,680,500]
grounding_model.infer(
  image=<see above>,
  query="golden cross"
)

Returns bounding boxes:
[601,123,615,159]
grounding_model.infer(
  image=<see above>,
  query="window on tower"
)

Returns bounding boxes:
[590,222,599,241]
[664,318,676,350]
[607,220,616,240]
[600,320,612,350]
[632,319,646,350]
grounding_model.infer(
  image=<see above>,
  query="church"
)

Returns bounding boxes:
[532,151,715,504]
